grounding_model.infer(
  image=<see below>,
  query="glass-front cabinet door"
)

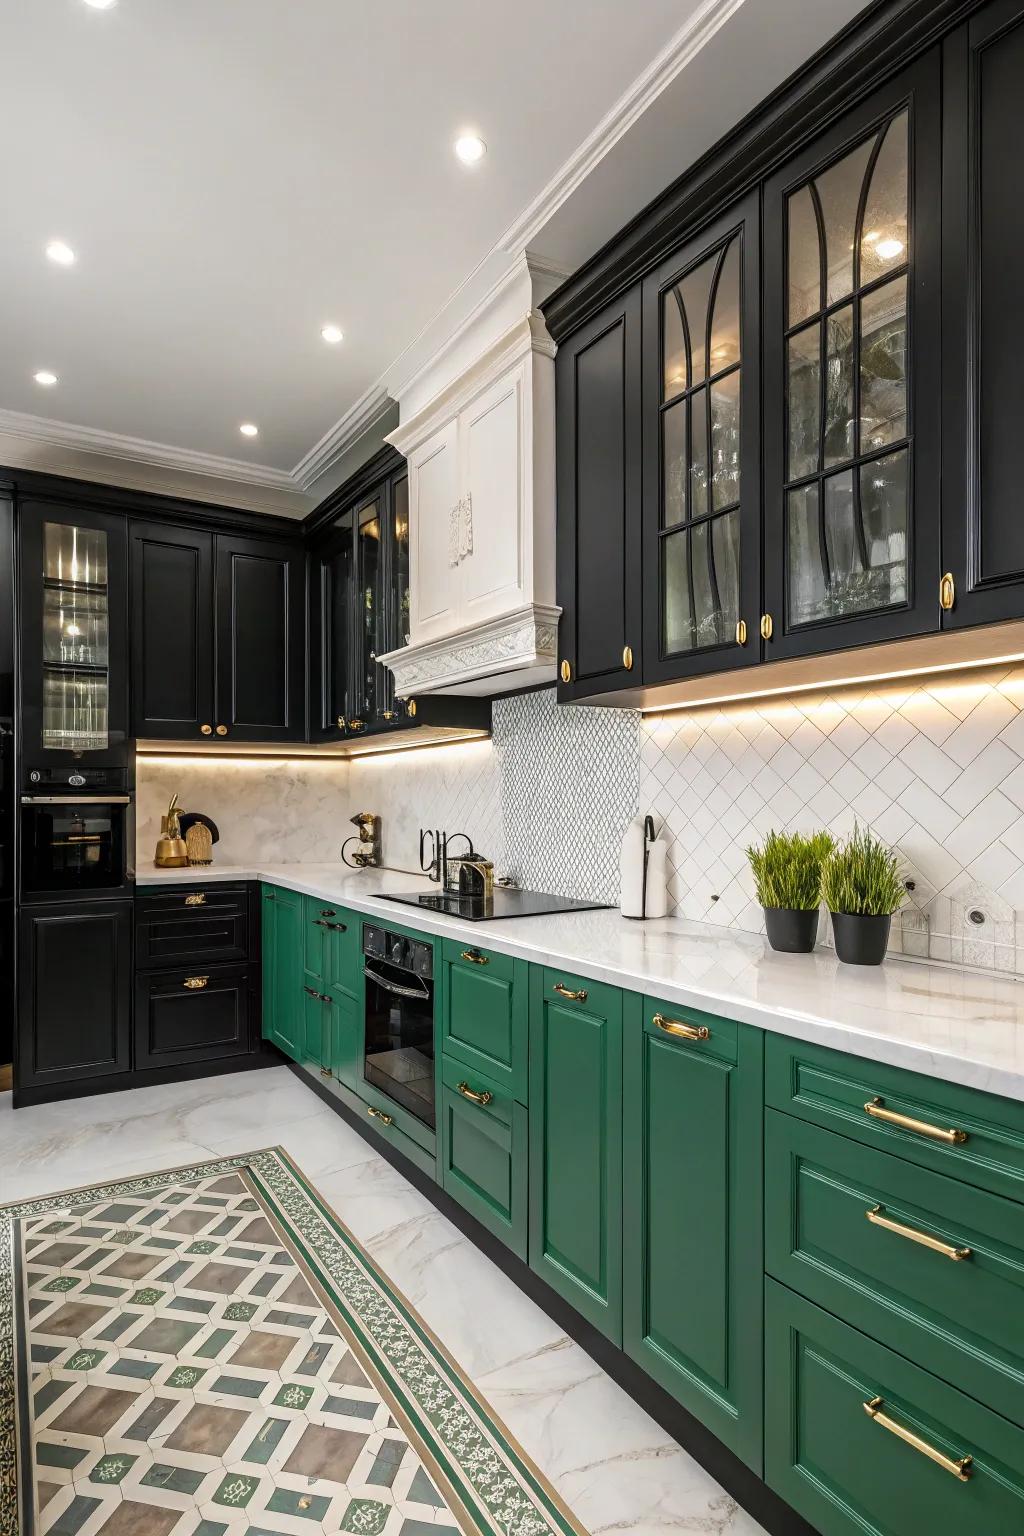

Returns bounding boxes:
[763,55,941,659]
[18,501,128,772]
[352,494,385,733]
[309,512,355,742]
[642,192,760,682]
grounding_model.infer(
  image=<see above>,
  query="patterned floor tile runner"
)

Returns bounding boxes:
[1,1148,585,1536]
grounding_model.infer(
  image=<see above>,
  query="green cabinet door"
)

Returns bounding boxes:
[327,985,362,1098]
[623,1000,763,1472]
[261,884,303,1061]
[528,966,623,1343]
[325,910,363,1096]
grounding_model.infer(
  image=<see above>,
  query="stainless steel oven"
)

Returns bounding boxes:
[20,789,134,903]
[362,923,435,1130]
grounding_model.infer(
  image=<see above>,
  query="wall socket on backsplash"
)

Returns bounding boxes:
[137,665,1024,979]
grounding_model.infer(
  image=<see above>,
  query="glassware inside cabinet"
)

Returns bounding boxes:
[40,521,111,751]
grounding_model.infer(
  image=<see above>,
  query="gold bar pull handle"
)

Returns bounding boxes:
[864,1097,967,1145]
[940,572,956,611]
[367,1106,393,1127]
[460,949,489,966]
[653,1012,710,1041]
[183,976,209,990]
[457,1081,494,1107]
[184,892,206,907]
[863,1398,973,1481]
[553,982,588,1003]
[866,1205,972,1261]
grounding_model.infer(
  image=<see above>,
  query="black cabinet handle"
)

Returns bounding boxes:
[314,919,347,931]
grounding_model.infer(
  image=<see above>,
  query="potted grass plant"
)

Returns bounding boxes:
[821,824,905,965]
[746,830,834,953]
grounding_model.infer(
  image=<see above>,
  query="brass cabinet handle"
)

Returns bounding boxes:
[200,723,213,736]
[559,659,571,684]
[863,1397,973,1481]
[382,710,395,721]
[406,699,417,717]
[940,572,956,611]
[864,1097,967,1145]
[457,1081,494,1107]
[215,725,228,737]
[314,919,347,931]
[348,718,366,731]
[184,892,206,907]
[336,715,346,729]
[866,1204,971,1261]
[460,949,489,966]
[183,976,209,990]
[760,613,774,641]
[735,619,747,646]
[319,1067,333,1079]
[553,982,588,1002]
[623,644,634,671]
[367,1105,393,1126]
[652,1011,710,1041]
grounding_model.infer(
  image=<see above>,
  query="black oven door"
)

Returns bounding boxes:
[363,958,435,1129]
[20,794,133,902]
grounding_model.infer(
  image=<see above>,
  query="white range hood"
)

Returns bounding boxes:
[380,255,563,698]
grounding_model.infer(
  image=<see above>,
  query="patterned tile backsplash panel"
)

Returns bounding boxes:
[138,666,1024,976]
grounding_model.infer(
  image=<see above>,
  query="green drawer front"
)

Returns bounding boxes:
[766,1280,1024,1536]
[766,1109,1024,1430]
[358,1094,437,1182]
[766,1034,1024,1205]
[643,996,738,1065]
[439,1058,527,1259]
[441,941,527,1100]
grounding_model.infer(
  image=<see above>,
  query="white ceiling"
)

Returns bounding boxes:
[0,0,866,510]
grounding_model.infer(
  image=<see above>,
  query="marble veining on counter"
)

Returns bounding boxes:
[138,863,1024,1103]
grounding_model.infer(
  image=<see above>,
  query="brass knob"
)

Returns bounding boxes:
[215,725,228,737]
[736,619,747,646]
[337,715,346,728]
[623,645,634,671]
[940,572,955,611]
[200,724,212,736]
[760,613,773,641]
[382,711,395,721]
[560,659,571,684]
[183,976,209,990]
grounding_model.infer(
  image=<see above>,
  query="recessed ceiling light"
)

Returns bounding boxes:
[46,240,76,266]
[83,0,117,9]
[34,370,59,386]
[320,324,344,345]
[454,134,486,166]
[239,423,259,438]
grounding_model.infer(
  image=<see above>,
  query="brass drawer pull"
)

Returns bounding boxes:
[184,892,206,907]
[314,919,347,931]
[367,1105,393,1127]
[319,1067,333,1079]
[866,1205,972,1262]
[457,1081,494,1107]
[183,976,209,990]
[653,1012,710,1041]
[863,1397,973,1481]
[460,949,489,966]
[553,982,588,1003]
[864,1097,967,1145]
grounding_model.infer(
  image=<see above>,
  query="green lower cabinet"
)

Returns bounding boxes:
[261,884,303,1061]
[766,1278,1024,1536]
[326,983,362,1097]
[302,981,328,1072]
[623,1001,763,1472]
[528,967,623,1344]
[439,1058,527,1258]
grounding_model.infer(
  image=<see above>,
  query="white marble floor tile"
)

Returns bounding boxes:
[0,1067,768,1536]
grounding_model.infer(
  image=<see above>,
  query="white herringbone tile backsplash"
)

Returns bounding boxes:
[140,666,1024,976]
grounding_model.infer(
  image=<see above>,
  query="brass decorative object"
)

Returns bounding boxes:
[342,811,382,869]
[154,794,188,868]
[185,821,213,866]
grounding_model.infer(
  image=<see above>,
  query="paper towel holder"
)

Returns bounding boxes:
[639,814,656,920]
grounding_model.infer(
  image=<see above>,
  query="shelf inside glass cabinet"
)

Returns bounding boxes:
[41,522,111,751]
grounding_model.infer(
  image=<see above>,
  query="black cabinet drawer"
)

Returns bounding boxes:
[135,884,250,969]
[134,962,251,1069]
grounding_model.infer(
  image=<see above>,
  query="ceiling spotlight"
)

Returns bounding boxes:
[46,240,76,266]
[454,134,486,166]
[83,0,118,9]
[321,324,344,345]
[239,423,259,438]
[34,370,59,386]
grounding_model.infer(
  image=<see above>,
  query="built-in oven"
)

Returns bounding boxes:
[362,923,435,1130]
[20,777,134,904]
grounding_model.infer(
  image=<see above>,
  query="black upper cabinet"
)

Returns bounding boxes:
[131,522,304,744]
[19,499,130,773]
[642,191,760,683]
[942,0,1024,629]
[130,521,214,740]
[214,533,304,743]
[555,287,642,700]
[309,457,411,741]
[762,52,942,659]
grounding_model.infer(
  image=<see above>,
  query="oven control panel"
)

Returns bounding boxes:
[25,765,130,791]
[363,924,433,980]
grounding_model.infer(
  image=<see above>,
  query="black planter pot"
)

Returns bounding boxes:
[763,907,819,954]
[830,910,892,966]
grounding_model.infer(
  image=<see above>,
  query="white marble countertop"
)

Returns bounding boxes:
[137,861,1024,1104]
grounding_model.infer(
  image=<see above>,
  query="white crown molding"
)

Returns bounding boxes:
[290,380,396,493]
[496,0,748,255]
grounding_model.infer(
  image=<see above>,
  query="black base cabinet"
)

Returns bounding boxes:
[135,962,251,1071]
[16,900,132,1092]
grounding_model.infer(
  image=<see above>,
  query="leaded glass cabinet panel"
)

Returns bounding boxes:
[764,56,941,659]
[642,192,761,684]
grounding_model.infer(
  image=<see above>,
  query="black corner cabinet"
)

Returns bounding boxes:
[548,0,1024,708]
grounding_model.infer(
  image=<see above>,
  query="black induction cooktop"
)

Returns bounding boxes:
[379,888,610,922]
